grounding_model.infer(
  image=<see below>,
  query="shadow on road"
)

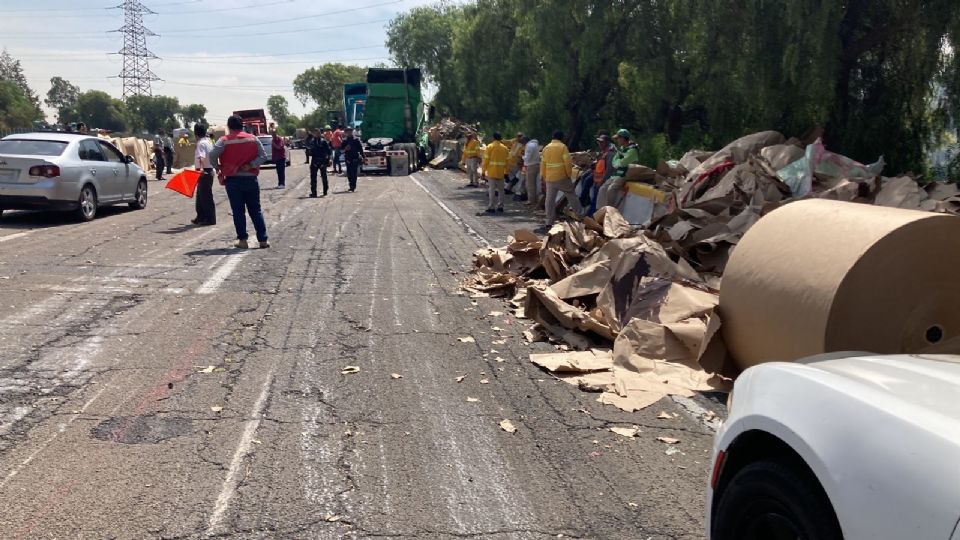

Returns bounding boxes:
[184,247,236,256]
[0,206,131,229]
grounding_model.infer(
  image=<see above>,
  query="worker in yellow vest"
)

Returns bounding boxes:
[539,130,583,227]
[480,132,510,214]
[459,133,482,187]
[504,132,525,194]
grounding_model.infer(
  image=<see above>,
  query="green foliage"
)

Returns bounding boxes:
[386,0,960,173]
[45,77,81,124]
[293,63,367,112]
[75,90,129,132]
[127,95,181,133]
[0,49,41,123]
[299,108,327,131]
[179,103,207,128]
[0,80,39,130]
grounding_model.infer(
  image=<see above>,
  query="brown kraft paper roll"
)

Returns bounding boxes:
[720,199,960,369]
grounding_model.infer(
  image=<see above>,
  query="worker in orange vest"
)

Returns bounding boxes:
[460,133,482,187]
[540,130,583,227]
[480,132,510,214]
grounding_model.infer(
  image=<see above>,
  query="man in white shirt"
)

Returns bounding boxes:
[192,123,216,226]
[521,136,541,205]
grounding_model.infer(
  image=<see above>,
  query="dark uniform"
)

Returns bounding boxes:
[341,135,364,192]
[309,136,332,197]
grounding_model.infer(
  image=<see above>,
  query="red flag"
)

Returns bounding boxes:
[165,169,201,198]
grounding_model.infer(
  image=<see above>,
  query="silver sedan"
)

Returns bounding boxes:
[0,132,148,221]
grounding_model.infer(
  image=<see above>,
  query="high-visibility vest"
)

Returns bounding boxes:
[594,148,610,185]
[540,140,573,182]
[482,141,510,178]
[217,131,261,178]
[462,139,481,159]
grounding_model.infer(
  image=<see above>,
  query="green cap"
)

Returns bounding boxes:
[616,128,632,139]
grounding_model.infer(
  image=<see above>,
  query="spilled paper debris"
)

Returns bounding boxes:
[462,129,960,412]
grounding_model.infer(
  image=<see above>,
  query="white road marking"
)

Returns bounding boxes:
[0,231,34,244]
[205,371,275,536]
[196,253,247,294]
[410,173,491,248]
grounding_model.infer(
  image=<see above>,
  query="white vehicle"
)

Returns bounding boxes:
[707,353,960,540]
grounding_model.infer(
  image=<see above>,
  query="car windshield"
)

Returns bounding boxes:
[0,139,69,156]
[258,137,271,146]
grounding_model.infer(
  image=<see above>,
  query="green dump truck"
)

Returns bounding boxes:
[353,68,427,176]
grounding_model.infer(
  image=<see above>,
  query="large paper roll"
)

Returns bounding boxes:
[720,199,960,369]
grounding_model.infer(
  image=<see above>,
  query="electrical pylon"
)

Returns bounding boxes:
[111,0,160,98]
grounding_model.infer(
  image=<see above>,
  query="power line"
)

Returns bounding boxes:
[154,0,292,15]
[156,0,400,33]
[111,0,161,97]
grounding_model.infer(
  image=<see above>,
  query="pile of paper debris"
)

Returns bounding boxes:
[462,129,960,412]
[427,117,480,147]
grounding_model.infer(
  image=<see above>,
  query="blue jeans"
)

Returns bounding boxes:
[333,149,343,172]
[225,176,268,242]
[589,182,602,216]
[275,158,286,186]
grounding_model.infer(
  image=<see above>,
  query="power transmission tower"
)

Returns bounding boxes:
[111,0,161,99]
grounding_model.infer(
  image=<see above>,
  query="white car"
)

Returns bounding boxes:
[0,133,148,221]
[707,353,960,540]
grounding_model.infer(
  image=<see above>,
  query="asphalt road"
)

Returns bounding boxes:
[0,163,720,539]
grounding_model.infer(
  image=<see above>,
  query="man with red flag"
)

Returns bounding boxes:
[210,115,269,249]
[192,123,216,226]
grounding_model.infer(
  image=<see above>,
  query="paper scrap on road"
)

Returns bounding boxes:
[390,373,403,379]
[466,397,480,402]
[210,406,223,413]
[657,411,672,420]
[457,336,476,343]
[610,427,640,438]
[197,365,216,374]
[455,375,466,383]
[656,436,680,444]
[499,419,517,433]
[324,514,341,522]
[479,379,489,384]
[341,366,361,375]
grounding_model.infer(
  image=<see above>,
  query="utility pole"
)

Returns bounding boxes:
[111,0,160,99]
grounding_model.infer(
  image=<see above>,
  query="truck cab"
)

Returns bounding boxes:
[232,109,268,136]
[354,68,425,176]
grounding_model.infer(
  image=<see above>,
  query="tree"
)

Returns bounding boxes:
[386,4,463,114]
[75,90,128,132]
[0,49,41,120]
[293,63,368,112]
[45,76,81,124]
[0,80,39,130]
[179,103,207,127]
[267,95,290,124]
[127,94,181,133]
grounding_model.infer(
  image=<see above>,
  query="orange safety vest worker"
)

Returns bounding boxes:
[461,138,481,163]
[540,139,573,182]
[481,139,510,179]
[217,131,261,179]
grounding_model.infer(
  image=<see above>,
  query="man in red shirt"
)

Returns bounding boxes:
[331,125,344,174]
[210,115,270,249]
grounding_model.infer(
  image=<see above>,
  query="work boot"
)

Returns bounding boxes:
[259,241,270,249]
[309,193,318,198]
[496,207,504,213]
[234,239,249,249]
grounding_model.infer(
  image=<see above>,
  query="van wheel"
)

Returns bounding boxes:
[712,459,842,540]
[76,185,98,222]
[129,179,148,209]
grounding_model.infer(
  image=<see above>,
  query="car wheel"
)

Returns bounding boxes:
[76,185,98,222]
[712,459,842,540]
[129,179,148,209]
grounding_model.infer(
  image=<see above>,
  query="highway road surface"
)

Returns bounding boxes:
[0,163,722,539]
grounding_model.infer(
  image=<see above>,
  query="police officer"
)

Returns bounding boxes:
[341,127,364,192]
[309,128,332,197]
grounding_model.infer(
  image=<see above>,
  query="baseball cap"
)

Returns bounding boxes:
[615,128,632,139]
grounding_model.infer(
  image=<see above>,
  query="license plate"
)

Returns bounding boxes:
[0,168,17,182]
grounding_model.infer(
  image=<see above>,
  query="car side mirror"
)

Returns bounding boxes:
[125,155,135,164]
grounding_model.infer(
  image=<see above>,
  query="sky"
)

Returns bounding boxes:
[0,0,434,125]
